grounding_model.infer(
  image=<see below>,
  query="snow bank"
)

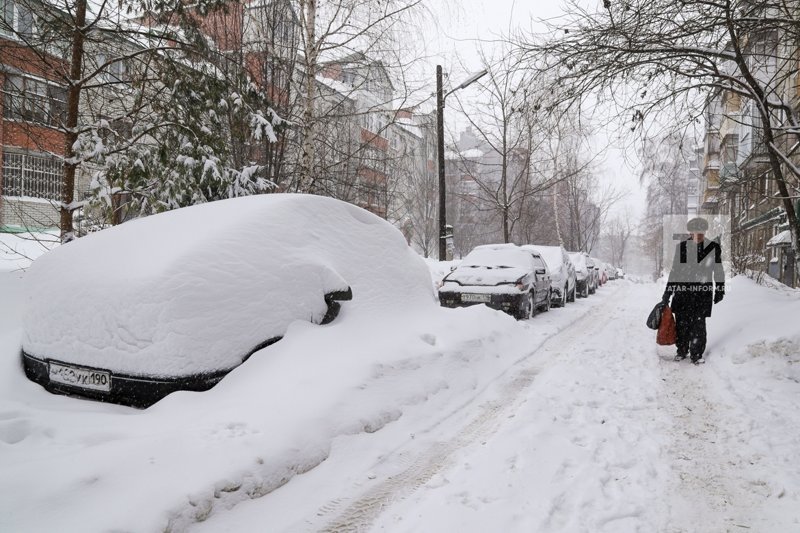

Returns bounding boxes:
[0,256,562,532]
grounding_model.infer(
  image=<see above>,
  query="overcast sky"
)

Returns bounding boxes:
[422,0,647,221]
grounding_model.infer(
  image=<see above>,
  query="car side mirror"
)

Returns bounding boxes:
[326,287,353,301]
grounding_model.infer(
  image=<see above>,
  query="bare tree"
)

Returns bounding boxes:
[449,51,568,244]
[636,133,692,274]
[518,0,800,270]
[604,216,633,267]
[292,0,426,195]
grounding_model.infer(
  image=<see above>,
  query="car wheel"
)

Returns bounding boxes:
[527,292,536,319]
[539,290,551,312]
[568,284,576,302]
[515,293,532,320]
[582,283,589,298]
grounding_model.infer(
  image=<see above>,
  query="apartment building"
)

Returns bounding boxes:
[697,23,799,287]
[1,0,69,231]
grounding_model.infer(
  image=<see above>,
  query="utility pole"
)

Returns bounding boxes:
[436,66,488,261]
[437,65,446,260]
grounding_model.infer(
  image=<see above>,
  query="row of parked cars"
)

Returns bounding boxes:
[438,243,623,320]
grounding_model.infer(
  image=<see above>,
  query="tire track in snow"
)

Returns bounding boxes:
[315,369,539,533]
[312,285,629,532]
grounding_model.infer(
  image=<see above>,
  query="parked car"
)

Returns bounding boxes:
[616,267,625,279]
[605,263,618,281]
[592,257,608,286]
[439,244,551,319]
[568,251,596,298]
[585,255,598,294]
[522,244,576,307]
[20,194,433,408]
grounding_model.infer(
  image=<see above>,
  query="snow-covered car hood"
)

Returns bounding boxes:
[22,194,434,377]
[441,265,528,288]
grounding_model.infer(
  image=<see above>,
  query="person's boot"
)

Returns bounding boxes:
[691,356,705,365]
[674,353,688,362]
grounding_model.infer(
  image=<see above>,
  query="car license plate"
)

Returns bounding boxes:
[48,361,111,392]
[462,293,490,303]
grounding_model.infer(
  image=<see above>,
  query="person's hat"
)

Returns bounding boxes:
[686,217,709,232]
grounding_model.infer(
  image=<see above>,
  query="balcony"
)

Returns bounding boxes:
[360,128,388,152]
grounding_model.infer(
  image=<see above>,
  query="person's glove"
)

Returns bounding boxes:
[714,283,725,304]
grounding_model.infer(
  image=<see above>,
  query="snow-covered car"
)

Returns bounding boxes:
[20,194,433,408]
[593,258,608,285]
[438,244,551,319]
[522,244,576,307]
[605,263,618,281]
[568,251,596,298]
[585,255,598,293]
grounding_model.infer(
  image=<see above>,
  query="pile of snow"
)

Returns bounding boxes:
[1,204,592,533]
[22,194,433,376]
[424,257,460,290]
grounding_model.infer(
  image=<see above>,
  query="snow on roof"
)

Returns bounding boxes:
[523,244,564,270]
[463,245,531,270]
[22,194,433,377]
[766,229,792,247]
[568,251,587,270]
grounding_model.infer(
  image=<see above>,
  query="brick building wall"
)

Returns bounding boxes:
[1,35,69,230]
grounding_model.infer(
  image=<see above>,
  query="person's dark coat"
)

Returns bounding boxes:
[664,238,725,318]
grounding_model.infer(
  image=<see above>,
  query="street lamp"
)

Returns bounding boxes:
[437,65,488,260]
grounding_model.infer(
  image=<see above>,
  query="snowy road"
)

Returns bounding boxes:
[190,280,800,533]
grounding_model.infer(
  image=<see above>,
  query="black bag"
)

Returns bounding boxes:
[646,301,665,330]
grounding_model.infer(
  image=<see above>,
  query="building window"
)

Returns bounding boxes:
[2,151,62,201]
[3,75,67,126]
[1,0,34,39]
[96,52,129,84]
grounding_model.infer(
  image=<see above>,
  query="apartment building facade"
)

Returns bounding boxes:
[696,24,800,287]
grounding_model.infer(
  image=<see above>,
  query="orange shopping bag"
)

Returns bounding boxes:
[656,305,676,345]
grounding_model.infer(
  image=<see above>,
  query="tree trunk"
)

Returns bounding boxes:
[60,0,87,243]
[298,0,317,192]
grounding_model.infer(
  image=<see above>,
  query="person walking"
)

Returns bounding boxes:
[661,217,725,365]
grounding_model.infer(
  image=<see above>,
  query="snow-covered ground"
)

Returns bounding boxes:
[1,255,799,532]
[0,231,58,272]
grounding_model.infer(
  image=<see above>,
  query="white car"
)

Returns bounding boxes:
[522,244,577,307]
[568,251,596,297]
[439,244,552,319]
[21,194,432,407]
